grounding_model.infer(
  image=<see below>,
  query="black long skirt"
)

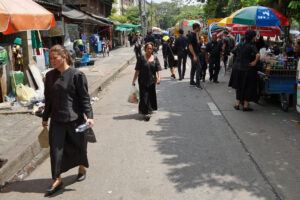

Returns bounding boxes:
[228,68,239,89]
[139,83,157,115]
[49,119,89,179]
[236,69,258,102]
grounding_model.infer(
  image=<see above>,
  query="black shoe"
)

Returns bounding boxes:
[196,84,202,89]
[190,82,196,86]
[77,170,86,182]
[243,107,254,112]
[144,114,151,121]
[0,158,8,168]
[234,105,240,110]
[209,77,213,82]
[202,79,205,82]
[44,182,63,197]
[213,80,220,83]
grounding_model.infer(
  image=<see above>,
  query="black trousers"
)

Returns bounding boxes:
[135,48,142,59]
[49,119,88,179]
[163,56,168,69]
[190,55,202,85]
[209,59,220,81]
[200,63,207,80]
[177,52,187,79]
[139,83,157,115]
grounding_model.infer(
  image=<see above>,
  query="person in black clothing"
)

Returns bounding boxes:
[174,29,188,80]
[167,37,178,79]
[144,31,155,44]
[199,45,208,82]
[221,31,232,71]
[43,45,94,196]
[162,36,169,69]
[231,30,260,111]
[133,34,142,59]
[271,43,280,55]
[132,42,162,121]
[206,33,223,83]
[188,23,202,88]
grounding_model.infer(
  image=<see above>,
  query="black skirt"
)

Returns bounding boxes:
[236,68,258,102]
[168,56,178,68]
[138,83,157,115]
[49,119,89,179]
[228,68,239,89]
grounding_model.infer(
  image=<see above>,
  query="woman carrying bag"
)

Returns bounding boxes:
[132,42,162,121]
[42,45,94,196]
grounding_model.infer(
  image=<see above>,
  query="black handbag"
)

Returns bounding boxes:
[85,128,97,143]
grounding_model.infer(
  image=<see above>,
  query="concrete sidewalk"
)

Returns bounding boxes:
[0,46,136,186]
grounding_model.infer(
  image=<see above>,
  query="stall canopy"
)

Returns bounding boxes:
[62,5,110,26]
[0,0,55,35]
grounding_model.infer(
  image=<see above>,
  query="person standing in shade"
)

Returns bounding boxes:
[206,33,223,83]
[199,45,208,82]
[174,29,188,80]
[42,45,94,196]
[167,37,178,79]
[222,31,235,71]
[233,30,260,111]
[132,42,162,121]
[188,23,202,88]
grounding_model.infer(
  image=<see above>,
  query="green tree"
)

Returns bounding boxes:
[124,6,141,25]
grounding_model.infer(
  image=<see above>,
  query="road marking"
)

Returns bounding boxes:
[207,102,221,116]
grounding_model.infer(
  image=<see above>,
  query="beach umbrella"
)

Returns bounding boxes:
[183,20,203,27]
[0,0,55,35]
[119,23,139,28]
[218,6,289,27]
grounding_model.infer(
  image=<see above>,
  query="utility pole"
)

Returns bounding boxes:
[143,0,147,33]
[138,0,144,38]
[150,0,153,27]
[121,0,124,15]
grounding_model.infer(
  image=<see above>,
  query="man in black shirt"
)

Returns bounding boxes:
[175,29,188,80]
[206,33,223,83]
[188,23,202,88]
[144,31,155,44]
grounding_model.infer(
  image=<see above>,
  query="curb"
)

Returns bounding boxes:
[0,54,136,187]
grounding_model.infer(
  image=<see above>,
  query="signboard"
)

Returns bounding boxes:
[41,21,64,37]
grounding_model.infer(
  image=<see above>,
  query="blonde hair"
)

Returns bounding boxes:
[50,44,74,66]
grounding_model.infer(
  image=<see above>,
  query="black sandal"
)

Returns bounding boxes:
[144,114,151,121]
[234,105,240,110]
[243,107,254,112]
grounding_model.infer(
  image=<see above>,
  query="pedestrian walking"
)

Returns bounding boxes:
[206,33,223,83]
[162,35,169,69]
[199,45,208,82]
[230,30,260,111]
[174,29,188,80]
[188,23,202,88]
[134,34,142,59]
[42,44,94,196]
[132,42,162,121]
[167,37,178,79]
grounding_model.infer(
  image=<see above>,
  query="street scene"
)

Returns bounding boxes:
[0,0,300,200]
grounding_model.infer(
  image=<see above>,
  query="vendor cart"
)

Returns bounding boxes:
[260,57,298,112]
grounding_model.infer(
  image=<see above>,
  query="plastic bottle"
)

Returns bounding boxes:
[75,123,90,133]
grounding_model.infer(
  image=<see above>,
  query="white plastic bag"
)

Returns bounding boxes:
[219,61,225,77]
[128,86,140,104]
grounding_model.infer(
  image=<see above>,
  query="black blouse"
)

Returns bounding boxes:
[135,55,162,87]
[43,67,93,122]
[239,42,258,71]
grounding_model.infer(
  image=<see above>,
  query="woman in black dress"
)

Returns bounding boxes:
[167,37,178,79]
[232,30,260,111]
[42,45,94,196]
[132,42,162,121]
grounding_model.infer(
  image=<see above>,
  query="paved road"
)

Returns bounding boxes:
[1,52,300,200]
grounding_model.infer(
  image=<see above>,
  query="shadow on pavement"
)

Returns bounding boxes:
[146,77,275,199]
[2,175,77,195]
[113,113,144,121]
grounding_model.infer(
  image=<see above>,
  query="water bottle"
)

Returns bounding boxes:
[75,123,90,133]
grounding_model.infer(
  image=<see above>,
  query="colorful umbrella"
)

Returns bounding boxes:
[0,0,55,35]
[183,20,203,27]
[218,6,289,27]
[230,24,281,37]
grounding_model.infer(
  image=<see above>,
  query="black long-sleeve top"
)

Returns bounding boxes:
[43,67,93,122]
